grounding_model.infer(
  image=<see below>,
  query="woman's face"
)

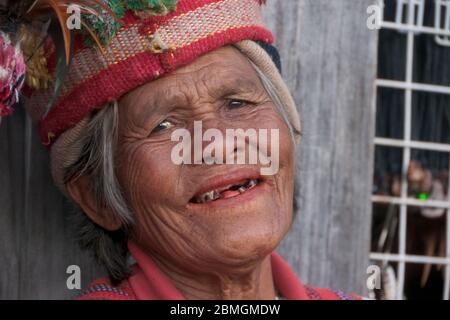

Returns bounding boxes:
[116,46,295,274]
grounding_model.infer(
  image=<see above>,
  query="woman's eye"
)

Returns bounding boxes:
[152,120,174,134]
[227,99,249,109]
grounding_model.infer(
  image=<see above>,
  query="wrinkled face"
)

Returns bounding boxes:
[117,46,295,274]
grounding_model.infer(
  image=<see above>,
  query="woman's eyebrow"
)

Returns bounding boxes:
[209,75,263,98]
[125,88,181,129]
[157,73,261,103]
[137,85,187,114]
[129,73,263,125]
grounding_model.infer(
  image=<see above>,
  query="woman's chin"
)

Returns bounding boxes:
[210,230,284,266]
[199,208,291,262]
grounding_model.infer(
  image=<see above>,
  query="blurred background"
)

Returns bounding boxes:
[0,0,448,300]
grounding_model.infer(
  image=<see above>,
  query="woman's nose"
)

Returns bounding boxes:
[188,119,240,165]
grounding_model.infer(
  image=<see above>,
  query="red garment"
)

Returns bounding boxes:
[78,241,360,300]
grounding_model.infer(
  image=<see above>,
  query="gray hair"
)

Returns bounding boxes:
[64,101,133,284]
[64,59,298,284]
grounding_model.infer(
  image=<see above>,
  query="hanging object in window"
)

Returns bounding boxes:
[435,0,450,46]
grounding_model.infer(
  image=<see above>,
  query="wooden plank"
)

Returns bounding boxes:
[0,0,104,298]
[0,108,104,299]
[263,0,378,295]
[0,107,25,299]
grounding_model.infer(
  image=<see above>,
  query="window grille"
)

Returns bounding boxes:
[372,0,450,300]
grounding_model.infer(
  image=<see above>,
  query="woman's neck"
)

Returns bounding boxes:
[149,253,277,300]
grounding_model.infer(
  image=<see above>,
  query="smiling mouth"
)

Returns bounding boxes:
[190,179,260,204]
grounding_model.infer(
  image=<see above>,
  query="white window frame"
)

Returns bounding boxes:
[372,0,450,300]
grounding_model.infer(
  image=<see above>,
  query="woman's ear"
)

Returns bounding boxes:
[66,175,122,231]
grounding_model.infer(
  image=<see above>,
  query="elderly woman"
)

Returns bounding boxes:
[19,0,359,300]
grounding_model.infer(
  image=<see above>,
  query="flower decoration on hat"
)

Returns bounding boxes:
[0,32,26,117]
[81,0,178,46]
[0,0,179,118]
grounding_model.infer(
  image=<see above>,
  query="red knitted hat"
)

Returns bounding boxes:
[26,0,274,147]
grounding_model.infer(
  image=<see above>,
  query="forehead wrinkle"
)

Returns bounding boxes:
[186,68,263,103]
[153,65,261,106]
[207,73,262,99]
[171,52,263,95]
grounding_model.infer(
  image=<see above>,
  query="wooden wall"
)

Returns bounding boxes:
[0,0,378,299]
[263,0,378,295]
[0,110,105,299]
